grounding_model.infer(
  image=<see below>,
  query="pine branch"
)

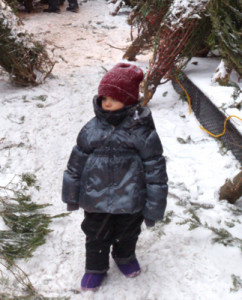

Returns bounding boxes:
[0,174,69,297]
[176,206,242,251]
[208,0,242,77]
[230,274,242,292]
[0,175,69,261]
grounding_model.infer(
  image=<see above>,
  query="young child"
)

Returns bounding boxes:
[62,63,168,291]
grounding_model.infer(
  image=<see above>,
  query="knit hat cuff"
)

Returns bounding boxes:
[98,84,139,105]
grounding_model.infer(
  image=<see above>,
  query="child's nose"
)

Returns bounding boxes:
[105,99,111,106]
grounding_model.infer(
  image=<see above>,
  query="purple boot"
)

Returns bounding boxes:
[117,258,141,278]
[81,273,106,291]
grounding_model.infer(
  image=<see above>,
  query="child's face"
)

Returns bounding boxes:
[101,96,125,111]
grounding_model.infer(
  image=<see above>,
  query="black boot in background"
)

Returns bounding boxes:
[43,0,60,13]
[66,0,79,12]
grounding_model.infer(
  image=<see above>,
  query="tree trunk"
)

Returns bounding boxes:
[219,171,242,204]
[123,26,153,61]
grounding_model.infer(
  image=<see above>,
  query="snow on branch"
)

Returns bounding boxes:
[0,0,55,86]
[168,0,209,25]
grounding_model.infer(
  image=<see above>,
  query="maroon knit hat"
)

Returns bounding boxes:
[98,63,144,106]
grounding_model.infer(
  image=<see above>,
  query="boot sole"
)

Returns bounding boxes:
[124,269,141,278]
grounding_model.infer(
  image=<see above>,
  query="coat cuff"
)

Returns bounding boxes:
[67,203,79,211]
[145,219,155,227]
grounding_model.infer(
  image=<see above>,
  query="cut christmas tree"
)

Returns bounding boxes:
[0,0,54,86]
[142,0,211,104]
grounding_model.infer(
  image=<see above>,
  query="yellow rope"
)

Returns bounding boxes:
[200,115,242,138]
[175,76,192,114]
[175,76,242,138]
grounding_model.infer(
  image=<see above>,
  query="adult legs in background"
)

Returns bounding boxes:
[43,0,60,12]
[66,0,79,12]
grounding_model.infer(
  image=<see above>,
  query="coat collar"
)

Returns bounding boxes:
[93,96,137,126]
[92,95,153,129]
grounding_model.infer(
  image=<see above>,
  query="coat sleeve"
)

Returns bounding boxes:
[62,130,89,205]
[135,121,168,221]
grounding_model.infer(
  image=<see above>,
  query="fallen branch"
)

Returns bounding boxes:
[106,43,127,51]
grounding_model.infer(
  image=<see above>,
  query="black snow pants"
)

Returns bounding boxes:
[81,211,144,273]
[48,0,78,10]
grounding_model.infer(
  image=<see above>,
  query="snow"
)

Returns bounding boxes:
[0,0,242,299]
[211,59,228,82]
[168,0,209,24]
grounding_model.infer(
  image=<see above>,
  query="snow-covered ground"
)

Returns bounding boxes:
[0,1,242,299]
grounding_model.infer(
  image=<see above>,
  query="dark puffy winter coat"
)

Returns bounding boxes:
[62,97,168,221]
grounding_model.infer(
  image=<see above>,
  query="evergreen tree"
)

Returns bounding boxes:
[209,0,242,82]
[0,0,54,86]
[123,0,241,103]
[123,0,171,61]
[142,0,210,104]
